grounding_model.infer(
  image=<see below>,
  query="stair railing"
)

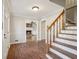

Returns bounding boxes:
[46,10,65,53]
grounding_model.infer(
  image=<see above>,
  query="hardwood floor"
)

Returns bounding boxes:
[7,40,48,59]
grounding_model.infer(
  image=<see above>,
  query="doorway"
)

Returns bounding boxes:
[26,21,37,42]
[41,20,46,40]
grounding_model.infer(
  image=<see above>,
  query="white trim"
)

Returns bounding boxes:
[40,21,41,40]
[10,41,26,44]
[40,19,47,40]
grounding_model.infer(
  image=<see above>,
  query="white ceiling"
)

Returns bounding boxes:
[10,0,63,20]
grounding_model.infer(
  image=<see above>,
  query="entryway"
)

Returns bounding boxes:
[26,21,37,42]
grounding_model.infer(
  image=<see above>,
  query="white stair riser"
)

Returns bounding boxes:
[52,43,77,55]
[58,34,77,39]
[49,48,71,59]
[55,38,77,46]
[61,30,77,34]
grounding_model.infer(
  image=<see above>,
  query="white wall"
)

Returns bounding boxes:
[10,16,26,43]
[46,9,64,26]
[66,6,77,24]
[10,16,39,44]
[66,0,77,9]
[40,8,64,43]
[50,0,65,7]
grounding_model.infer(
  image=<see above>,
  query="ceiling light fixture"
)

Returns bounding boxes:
[32,6,39,11]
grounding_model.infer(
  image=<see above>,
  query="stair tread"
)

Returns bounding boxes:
[51,45,77,59]
[46,54,53,59]
[57,37,77,42]
[55,38,77,46]
[49,48,71,59]
[54,41,77,50]
[61,30,77,35]
[51,43,77,55]
[65,26,77,30]
[58,33,77,37]
[58,33,77,39]
[65,25,76,27]
[62,29,77,31]
[59,33,77,36]
[48,51,62,59]
[65,25,76,26]
[65,29,77,30]
[65,23,76,26]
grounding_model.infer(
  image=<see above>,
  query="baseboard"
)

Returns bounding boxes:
[10,41,26,44]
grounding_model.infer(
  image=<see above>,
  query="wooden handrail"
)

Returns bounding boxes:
[46,10,65,53]
[48,10,64,30]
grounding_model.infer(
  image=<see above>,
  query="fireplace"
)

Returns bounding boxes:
[26,30,32,39]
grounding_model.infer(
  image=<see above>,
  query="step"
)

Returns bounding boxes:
[65,26,77,30]
[57,37,77,42]
[61,30,77,35]
[65,23,75,26]
[48,51,62,59]
[58,33,77,39]
[55,38,77,46]
[46,54,53,59]
[49,48,71,59]
[52,43,77,55]
[54,41,77,50]
[51,46,77,59]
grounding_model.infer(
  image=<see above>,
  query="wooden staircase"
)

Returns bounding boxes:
[46,10,77,59]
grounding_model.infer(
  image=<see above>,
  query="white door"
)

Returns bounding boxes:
[2,3,10,59]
